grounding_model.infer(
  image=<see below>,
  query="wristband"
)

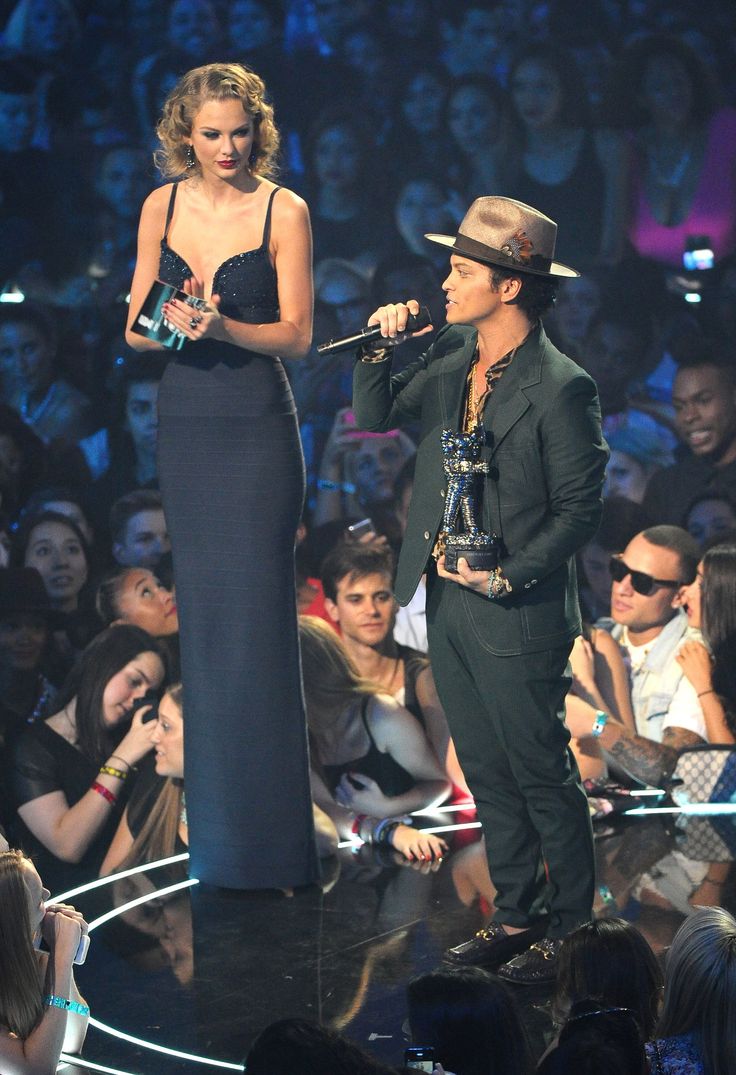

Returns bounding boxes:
[697,689,715,699]
[108,754,132,770]
[98,765,128,780]
[316,478,357,494]
[43,994,90,1017]
[91,781,117,806]
[591,710,609,738]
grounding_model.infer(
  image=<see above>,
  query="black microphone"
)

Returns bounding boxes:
[317,305,432,356]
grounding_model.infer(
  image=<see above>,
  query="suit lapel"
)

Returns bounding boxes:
[483,326,546,455]
[439,331,478,427]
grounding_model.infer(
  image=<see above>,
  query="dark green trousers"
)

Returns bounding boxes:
[426,571,594,938]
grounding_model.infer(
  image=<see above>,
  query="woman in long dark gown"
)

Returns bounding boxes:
[125,63,318,889]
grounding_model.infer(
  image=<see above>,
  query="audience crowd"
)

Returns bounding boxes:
[2,0,736,1071]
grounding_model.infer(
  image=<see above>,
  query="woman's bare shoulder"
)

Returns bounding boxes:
[270,184,309,221]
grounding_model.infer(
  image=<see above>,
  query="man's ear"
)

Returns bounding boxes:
[324,597,340,624]
[672,584,688,609]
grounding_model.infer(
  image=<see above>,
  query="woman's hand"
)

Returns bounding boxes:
[335,772,394,816]
[318,407,360,477]
[676,640,714,695]
[564,693,599,739]
[390,823,447,863]
[41,904,85,960]
[570,637,598,700]
[114,707,156,767]
[162,275,223,342]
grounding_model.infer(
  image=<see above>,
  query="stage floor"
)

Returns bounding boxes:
[57,803,736,1074]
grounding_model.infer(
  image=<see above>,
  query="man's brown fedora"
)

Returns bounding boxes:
[425,195,579,278]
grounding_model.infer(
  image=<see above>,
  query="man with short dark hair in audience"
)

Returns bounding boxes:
[565,525,705,787]
[643,344,736,525]
[109,490,170,570]
[321,542,469,795]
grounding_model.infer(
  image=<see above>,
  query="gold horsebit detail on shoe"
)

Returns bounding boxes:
[527,941,555,960]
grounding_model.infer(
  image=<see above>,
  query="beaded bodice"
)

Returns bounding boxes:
[158,182,280,325]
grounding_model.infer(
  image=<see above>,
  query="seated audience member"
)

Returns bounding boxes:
[0,850,89,1070]
[321,542,469,796]
[13,510,99,665]
[676,542,736,743]
[109,490,170,570]
[314,406,416,545]
[11,625,166,891]
[406,967,533,1075]
[644,347,736,526]
[0,568,61,829]
[0,304,93,448]
[538,1000,648,1075]
[603,426,672,505]
[565,526,703,786]
[0,404,48,518]
[552,918,662,1040]
[79,353,167,533]
[298,616,449,862]
[244,1017,399,1075]
[100,684,338,875]
[546,272,603,362]
[683,491,736,549]
[578,496,652,622]
[96,565,180,679]
[647,907,736,1075]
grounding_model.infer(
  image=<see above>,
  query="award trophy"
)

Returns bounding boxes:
[131,280,208,351]
[439,427,499,573]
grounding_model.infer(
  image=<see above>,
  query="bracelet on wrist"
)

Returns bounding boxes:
[359,345,390,364]
[91,780,117,806]
[591,710,609,738]
[43,994,90,1017]
[697,688,715,699]
[316,478,357,494]
[109,754,134,771]
[99,764,128,781]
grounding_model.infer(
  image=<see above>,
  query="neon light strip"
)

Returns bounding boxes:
[624,803,736,816]
[86,1019,244,1071]
[51,854,190,904]
[418,821,482,835]
[59,1054,141,1075]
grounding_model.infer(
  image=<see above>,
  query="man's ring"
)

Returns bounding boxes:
[189,315,202,329]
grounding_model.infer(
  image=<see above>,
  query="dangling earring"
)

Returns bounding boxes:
[186,144,195,169]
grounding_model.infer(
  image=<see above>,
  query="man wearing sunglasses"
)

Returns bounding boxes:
[566,525,704,787]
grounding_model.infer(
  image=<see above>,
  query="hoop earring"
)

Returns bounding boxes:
[186,144,195,169]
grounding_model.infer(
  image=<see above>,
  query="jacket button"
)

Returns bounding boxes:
[524,582,531,589]
[424,530,431,540]
[531,579,538,585]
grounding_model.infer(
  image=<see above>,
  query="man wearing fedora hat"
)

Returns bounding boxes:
[352,196,608,983]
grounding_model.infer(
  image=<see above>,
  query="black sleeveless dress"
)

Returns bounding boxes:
[156,181,319,889]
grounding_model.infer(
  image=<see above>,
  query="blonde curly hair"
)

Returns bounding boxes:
[154,63,280,180]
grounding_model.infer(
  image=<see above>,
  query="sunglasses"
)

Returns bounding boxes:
[608,556,683,596]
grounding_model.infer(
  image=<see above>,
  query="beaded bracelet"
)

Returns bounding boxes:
[91,781,117,806]
[43,994,90,1017]
[99,764,128,780]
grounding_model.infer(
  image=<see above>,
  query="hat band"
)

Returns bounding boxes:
[454,232,552,273]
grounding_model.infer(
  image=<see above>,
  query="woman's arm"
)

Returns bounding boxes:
[17,712,154,863]
[593,629,636,731]
[125,186,170,352]
[414,666,471,795]
[161,189,314,360]
[0,910,82,1075]
[676,641,735,744]
[99,807,135,876]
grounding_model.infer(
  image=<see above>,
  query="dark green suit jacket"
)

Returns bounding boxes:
[353,322,608,656]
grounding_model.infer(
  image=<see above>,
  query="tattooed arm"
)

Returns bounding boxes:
[565,694,704,786]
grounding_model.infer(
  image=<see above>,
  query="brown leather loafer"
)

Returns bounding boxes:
[496,937,561,984]
[443,918,548,968]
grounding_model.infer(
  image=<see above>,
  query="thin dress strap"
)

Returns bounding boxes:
[261,186,281,249]
[163,182,179,241]
[359,695,379,748]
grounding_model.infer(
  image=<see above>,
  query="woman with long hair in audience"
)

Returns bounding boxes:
[647,906,736,1073]
[11,625,166,891]
[101,683,338,875]
[676,542,736,743]
[0,848,89,1072]
[299,615,449,863]
[96,565,180,679]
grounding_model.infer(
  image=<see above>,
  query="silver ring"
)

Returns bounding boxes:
[188,316,201,329]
